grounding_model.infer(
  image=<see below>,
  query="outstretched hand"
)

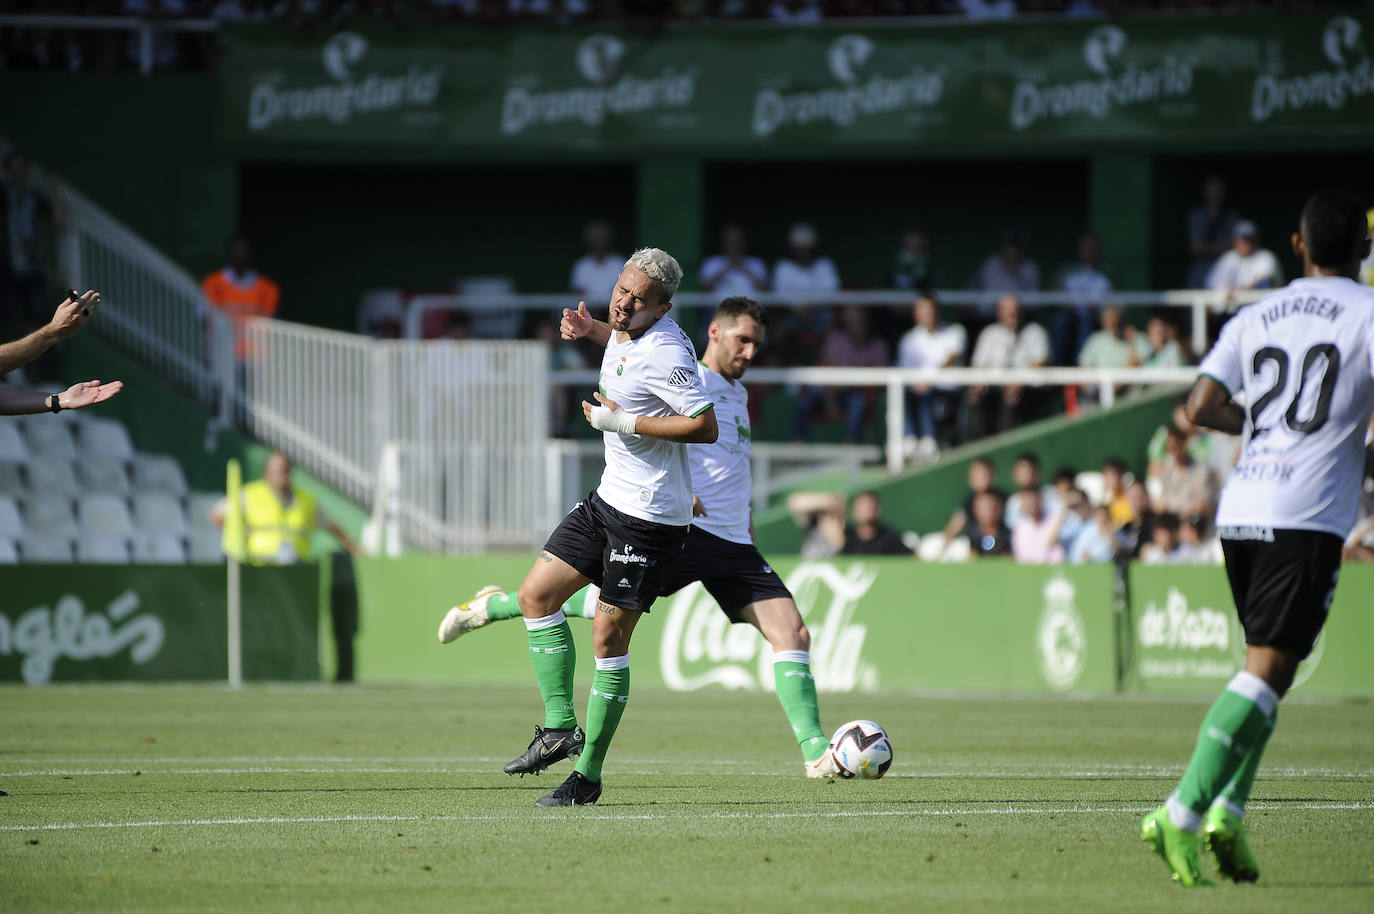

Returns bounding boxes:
[691,495,708,518]
[60,379,123,410]
[561,301,592,341]
[49,290,102,340]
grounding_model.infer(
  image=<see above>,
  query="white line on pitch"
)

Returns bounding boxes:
[3,802,1373,833]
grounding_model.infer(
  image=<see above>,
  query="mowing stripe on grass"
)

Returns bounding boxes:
[5,802,1373,833]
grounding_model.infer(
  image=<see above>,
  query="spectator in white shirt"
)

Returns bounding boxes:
[966,293,1050,437]
[1206,220,1283,312]
[896,294,965,460]
[699,224,768,300]
[1052,231,1114,364]
[773,222,840,295]
[569,220,624,303]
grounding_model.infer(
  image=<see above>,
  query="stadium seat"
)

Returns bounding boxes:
[188,525,225,563]
[0,535,18,563]
[132,492,189,536]
[0,494,24,538]
[76,493,135,537]
[26,459,80,498]
[0,461,23,495]
[22,532,74,562]
[131,531,188,564]
[23,420,77,460]
[187,491,225,528]
[76,533,131,563]
[131,454,189,495]
[78,459,133,497]
[78,418,135,461]
[0,422,28,462]
[23,494,78,537]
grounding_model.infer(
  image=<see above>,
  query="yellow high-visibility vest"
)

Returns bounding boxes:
[242,480,316,565]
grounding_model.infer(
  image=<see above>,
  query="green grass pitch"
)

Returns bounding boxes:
[2,685,1372,913]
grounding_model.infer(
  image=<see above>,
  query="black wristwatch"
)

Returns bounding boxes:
[48,394,62,413]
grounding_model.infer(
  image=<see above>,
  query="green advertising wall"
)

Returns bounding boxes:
[353,555,1117,695]
[0,564,320,684]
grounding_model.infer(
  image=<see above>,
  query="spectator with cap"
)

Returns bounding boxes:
[699,224,769,299]
[569,219,624,302]
[1206,219,1283,310]
[773,222,840,295]
[1186,176,1240,288]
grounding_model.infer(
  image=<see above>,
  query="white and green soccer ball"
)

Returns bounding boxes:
[829,719,893,780]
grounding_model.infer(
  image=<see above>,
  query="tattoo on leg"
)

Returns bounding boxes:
[538,551,553,564]
[597,601,618,616]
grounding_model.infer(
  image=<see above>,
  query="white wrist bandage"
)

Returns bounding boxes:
[589,405,638,435]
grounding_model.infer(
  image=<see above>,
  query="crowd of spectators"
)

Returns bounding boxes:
[787,412,1374,567]
[1,1,1365,71]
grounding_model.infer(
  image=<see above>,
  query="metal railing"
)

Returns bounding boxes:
[403,288,1266,357]
[0,15,217,75]
[553,364,1199,473]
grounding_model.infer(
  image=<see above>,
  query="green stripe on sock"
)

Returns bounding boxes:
[526,621,577,730]
[486,592,522,622]
[574,666,629,783]
[1173,687,1273,816]
[773,661,827,762]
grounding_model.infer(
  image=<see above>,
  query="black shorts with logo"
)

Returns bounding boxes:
[1220,527,1343,659]
[658,526,794,622]
[542,490,689,614]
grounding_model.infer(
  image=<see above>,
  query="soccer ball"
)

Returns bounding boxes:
[829,719,893,780]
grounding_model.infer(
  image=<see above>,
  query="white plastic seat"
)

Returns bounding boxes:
[78,459,132,497]
[131,531,188,564]
[23,494,78,537]
[78,418,135,461]
[0,536,18,563]
[0,461,23,495]
[0,495,23,538]
[22,532,74,562]
[76,533,131,563]
[187,491,226,527]
[132,492,189,536]
[188,525,225,563]
[23,420,77,460]
[131,454,189,495]
[940,536,973,562]
[0,423,28,462]
[26,459,80,497]
[76,493,135,537]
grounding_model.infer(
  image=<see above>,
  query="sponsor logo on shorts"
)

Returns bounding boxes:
[617,577,631,588]
[609,544,648,565]
[1218,525,1275,542]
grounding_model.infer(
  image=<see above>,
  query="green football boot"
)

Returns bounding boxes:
[1203,805,1260,883]
[1141,806,1215,887]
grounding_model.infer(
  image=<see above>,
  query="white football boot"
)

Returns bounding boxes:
[437,585,504,644]
[805,746,840,780]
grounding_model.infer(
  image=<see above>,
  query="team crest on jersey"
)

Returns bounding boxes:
[667,366,694,388]
[617,356,626,376]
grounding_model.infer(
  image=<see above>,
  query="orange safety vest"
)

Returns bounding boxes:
[202,269,280,359]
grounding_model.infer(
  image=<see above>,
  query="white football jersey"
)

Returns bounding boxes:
[688,363,753,545]
[595,316,714,526]
[1199,276,1374,537]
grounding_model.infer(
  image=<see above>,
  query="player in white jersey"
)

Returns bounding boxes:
[461,248,717,807]
[1142,188,1374,886]
[440,298,840,779]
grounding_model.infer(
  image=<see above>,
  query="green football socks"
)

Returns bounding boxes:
[524,612,578,730]
[1217,705,1277,816]
[574,656,630,783]
[1168,671,1280,830]
[772,651,828,763]
[485,592,523,622]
